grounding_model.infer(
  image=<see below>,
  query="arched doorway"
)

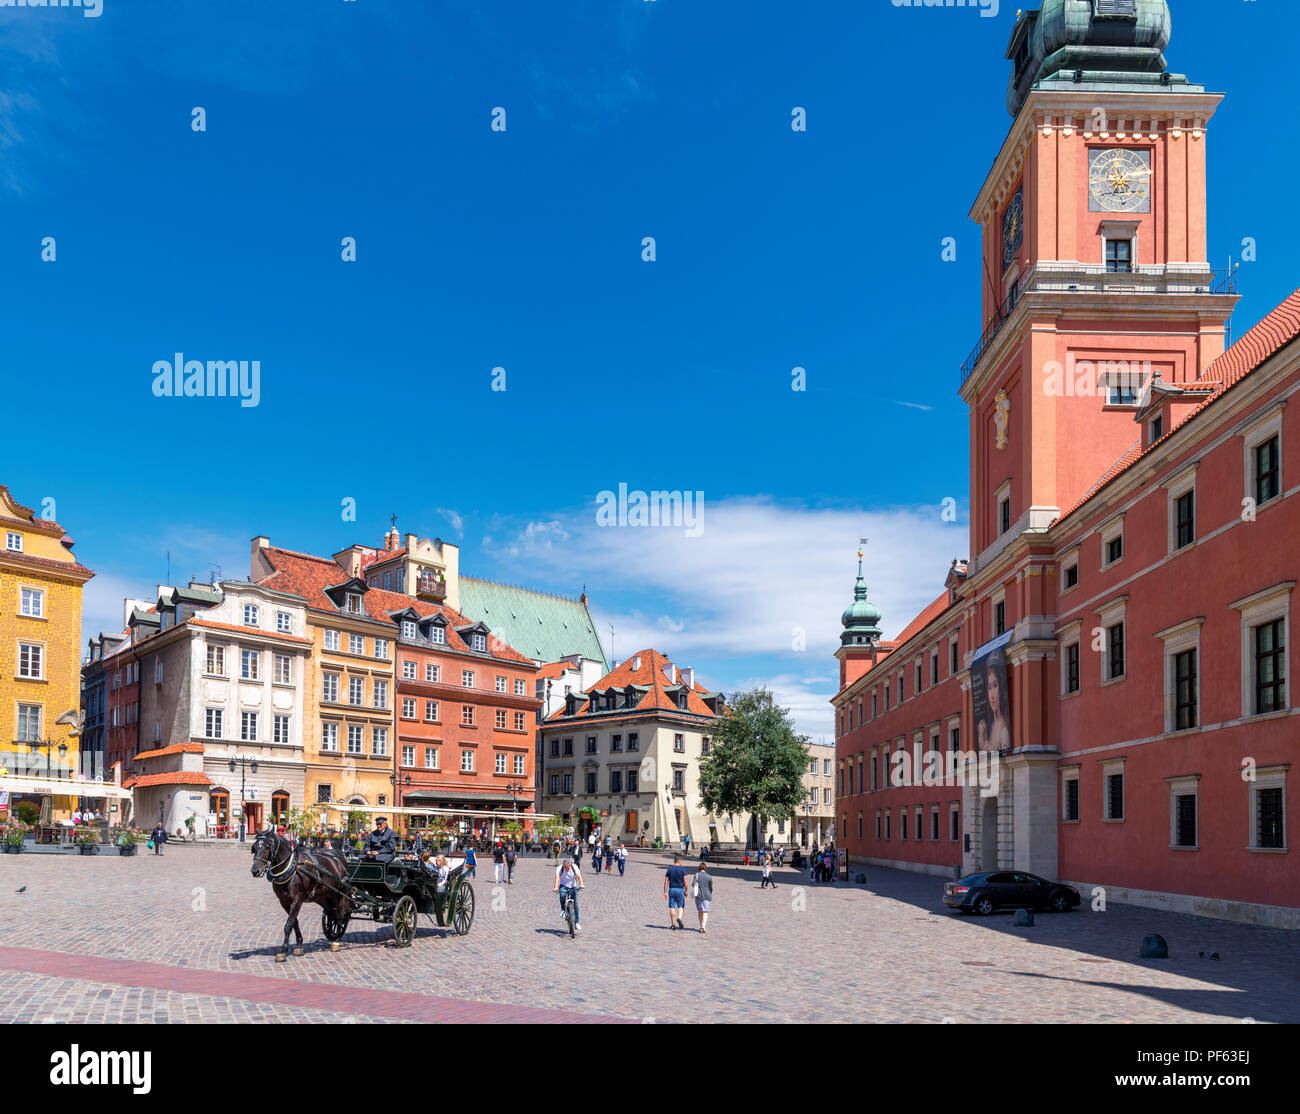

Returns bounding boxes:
[980,796,999,872]
[271,791,290,827]
[210,787,230,839]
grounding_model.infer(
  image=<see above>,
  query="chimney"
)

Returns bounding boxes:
[404,532,417,553]
[682,666,695,690]
[250,536,271,581]
[666,662,677,684]
[123,597,150,628]
[633,655,642,670]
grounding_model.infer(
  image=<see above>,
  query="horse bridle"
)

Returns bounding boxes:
[253,831,299,884]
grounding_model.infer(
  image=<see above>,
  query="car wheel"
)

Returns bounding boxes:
[973,895,995,916]
[1049,892,1071,913]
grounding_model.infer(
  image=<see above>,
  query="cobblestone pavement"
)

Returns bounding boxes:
[1,847,1296,1023]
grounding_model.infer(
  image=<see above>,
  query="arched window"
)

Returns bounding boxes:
[271,791,290,825]
[210,788,230,830]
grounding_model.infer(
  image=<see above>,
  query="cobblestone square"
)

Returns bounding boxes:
[1,846,1296,1023]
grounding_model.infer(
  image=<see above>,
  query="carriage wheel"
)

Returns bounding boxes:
[392,895,418,948]
[322,908,350,942]
[453,883,475,936]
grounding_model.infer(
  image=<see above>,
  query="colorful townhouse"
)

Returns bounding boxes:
[0,484,94,818]
[126,580,311,835]
[833,1,1300,927]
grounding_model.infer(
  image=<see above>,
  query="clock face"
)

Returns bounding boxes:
[1002,189,1023,267]
[1089,148,1152,213]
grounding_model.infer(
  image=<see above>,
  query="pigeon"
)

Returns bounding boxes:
[15,886,27,894]
[1209,951,1221,960]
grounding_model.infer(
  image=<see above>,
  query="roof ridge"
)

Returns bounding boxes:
[266,546,341,567]
[461,575,583,605]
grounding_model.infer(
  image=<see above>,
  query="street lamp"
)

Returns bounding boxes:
[389,772,411,808]
[228,756,259,842]
[27,737,68,778]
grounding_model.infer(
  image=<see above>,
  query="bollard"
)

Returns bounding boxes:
[1139,933,1169,959]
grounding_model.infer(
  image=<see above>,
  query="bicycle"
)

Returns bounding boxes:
[561,887,577,938]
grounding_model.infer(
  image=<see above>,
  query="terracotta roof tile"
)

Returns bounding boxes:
[123,771,212,789]
[545,648,716,722]
[186,618,313,645]
[132,743,206,761]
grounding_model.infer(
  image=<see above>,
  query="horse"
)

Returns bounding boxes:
[250,830,351,962]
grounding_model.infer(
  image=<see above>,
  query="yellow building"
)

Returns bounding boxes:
[0,485,94,814]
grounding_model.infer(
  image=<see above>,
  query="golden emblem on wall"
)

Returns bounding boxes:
[994,390,1010,450]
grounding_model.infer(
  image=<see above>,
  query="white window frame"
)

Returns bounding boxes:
[461,749,474,772]
[994,478,1012,538]
[5,531,22,552]
[462,704,474,726]
[1230,582,1294,719]
[347,725,363,755]
[205,708,223,739]
[243,604,259,627]
[990,585,1007,638]
[324,629,339,652]
[276,611,291,634]
[1097,596,1128,684]
[949,801,960,841]
[240,649,260,681]
[495,709,507,730]
[17,641,45,680]
[1099,514,1125,571]
[495,675,507,693]
[402,620,416,641]
[373,680,388,710]
[19,586,44,618]
[273,654,292,685]
[462,670,474,689]
[273,714,290,745]
[348,676,364,706]
[430,626,446,645]
[1099,221,1140,292]
[348,633,364,655]
[371,727,388,756]
[1247,766,1287,852]
[1061,767,1080,823]
[1155,617,1204,733]
[1101,756,1125,821]
[426,700,438,721]
[322,673,339,703]
[425,747,439,770]
[1239,402,1285,510]
[402,697,416,719]
[402,745,415,768]
[514,754,525,775]
[321,722,339,752]
[374,639,389,661]
[206,644,225,676]
[402,660,416,680]
[1167,774,1200,850]
[1059,620,1083,697]
[514,679,526,696]
[241,711,258,742]
[1165,462,1198,554]
[1059,544,1080,596]
[426,663,439,683]
[495,752,507,774]
[346,593,362,615]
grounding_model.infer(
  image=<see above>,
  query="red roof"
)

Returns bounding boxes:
[536,660,574,680]
[547,649,716,721]
[133,743,205,761]
[890,593,951,648]
[1054,288,1300,527]
[187,618,313,645]
[364,586,535,665]
[123,771,212,789]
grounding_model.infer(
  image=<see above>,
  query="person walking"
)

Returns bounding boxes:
[616,843,626,877]
[150,822,168,856]
[603,842,614,874]
[464,844,477,878]
[492,842,506,884]
[760,856,775,889]
[693,861,714,933]
[591,843,602,875]
[683,833,691,856]
[505,842,517,884]
[664,854,688,931]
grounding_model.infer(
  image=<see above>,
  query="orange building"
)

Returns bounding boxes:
[833,3,1300,928]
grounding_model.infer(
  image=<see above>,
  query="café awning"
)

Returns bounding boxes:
[0,774,133,801]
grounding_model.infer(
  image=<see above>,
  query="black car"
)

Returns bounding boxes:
[943,871,1080,915]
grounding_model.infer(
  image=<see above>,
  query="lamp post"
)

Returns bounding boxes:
[228,756,259,843]
[389,772,411,808]
[27,737,68,779]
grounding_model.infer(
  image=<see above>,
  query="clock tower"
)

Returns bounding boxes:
[960,0,1239,560]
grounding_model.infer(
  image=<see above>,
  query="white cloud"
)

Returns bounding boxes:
[435,507,464,538]
[481,495,969,737]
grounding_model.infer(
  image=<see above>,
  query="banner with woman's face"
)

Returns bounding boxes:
[971,635,1011,753]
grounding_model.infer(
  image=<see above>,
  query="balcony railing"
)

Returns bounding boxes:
[959,265,1238,387]
[416,575,447,599]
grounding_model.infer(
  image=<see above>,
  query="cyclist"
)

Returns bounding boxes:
[552,856,585,932]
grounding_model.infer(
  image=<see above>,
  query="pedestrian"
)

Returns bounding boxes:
[760,856,774,889]
[693,861,714,933]
[591,845,602,874]
[664,854,688,930]
[464,844,477,878]
[505,842,517,884]
[150,822,167,856]
[616,842,626,877]
[757,846,766,868]
[603,843,614,874]
[492,841,506,884]
[683,833,691,856]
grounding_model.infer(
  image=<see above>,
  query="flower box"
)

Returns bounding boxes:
[78,844,99,856]
[118,844,138,856]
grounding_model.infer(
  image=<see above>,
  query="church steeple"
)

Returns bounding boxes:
[840,549,882,649]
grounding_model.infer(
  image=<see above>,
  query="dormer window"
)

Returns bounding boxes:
[1150,415,1164,442]
[276,611,291,633]
[472,633,486,652]
[243,604,259,626]
[430,625,446,645]
[346,593,362,615]
[402,620,416,640]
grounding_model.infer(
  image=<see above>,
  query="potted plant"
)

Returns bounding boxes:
[15,801,39,826]
[72,826,102,854]
[115,828,145,856]
[1,820,29,854]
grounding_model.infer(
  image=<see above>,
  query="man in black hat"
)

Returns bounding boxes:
[363,816,397,862]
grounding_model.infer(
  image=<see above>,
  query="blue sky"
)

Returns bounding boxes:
[2,0,1296,738]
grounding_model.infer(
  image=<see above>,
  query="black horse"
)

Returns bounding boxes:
[250,830,351,962]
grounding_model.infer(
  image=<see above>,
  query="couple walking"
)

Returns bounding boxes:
[664,854,713,933]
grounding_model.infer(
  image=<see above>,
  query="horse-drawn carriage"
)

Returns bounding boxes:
[250,831,475,960]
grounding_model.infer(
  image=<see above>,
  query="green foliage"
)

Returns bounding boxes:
[283,806,320,839]
[698,687,809,823]
[536,817,568,843]
[1,820,30,846]
[498,819,523,839]
[15,801,39,825]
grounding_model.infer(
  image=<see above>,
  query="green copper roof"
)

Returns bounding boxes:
[840,554,882,649]
[457,577,609,669]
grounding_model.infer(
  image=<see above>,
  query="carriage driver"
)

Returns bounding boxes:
[363,816,397,862]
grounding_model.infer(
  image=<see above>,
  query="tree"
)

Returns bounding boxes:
[698,687,809,844]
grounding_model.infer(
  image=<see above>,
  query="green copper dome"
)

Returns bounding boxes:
[840,553,882,649]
